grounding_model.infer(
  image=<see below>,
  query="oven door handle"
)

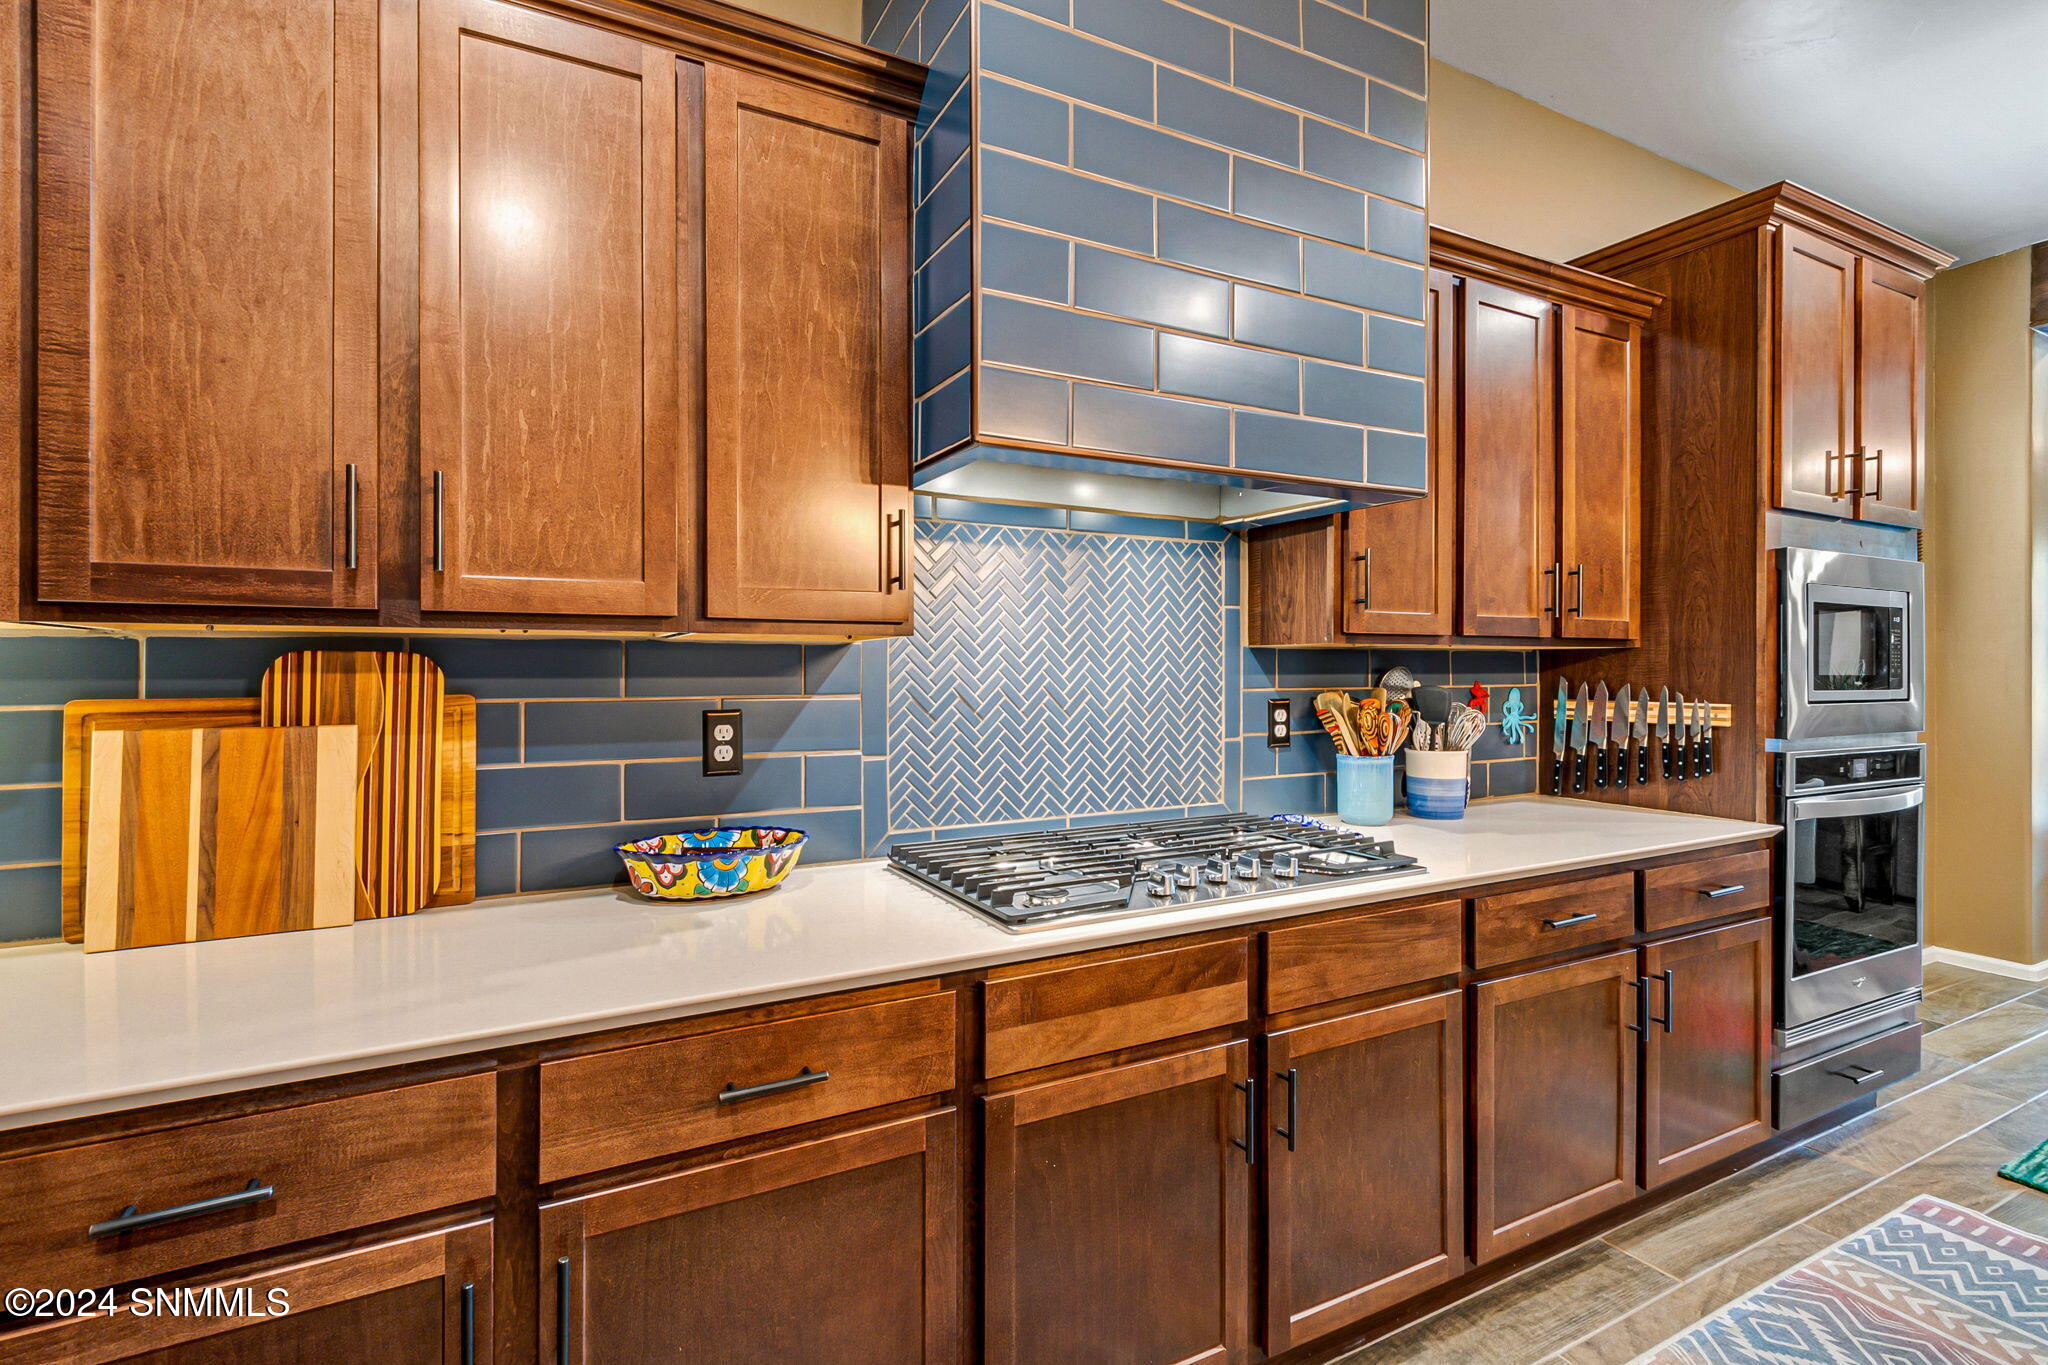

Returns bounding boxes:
[1786,785,1923,822]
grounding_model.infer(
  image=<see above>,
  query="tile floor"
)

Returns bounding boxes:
[1341,961,2048,1363]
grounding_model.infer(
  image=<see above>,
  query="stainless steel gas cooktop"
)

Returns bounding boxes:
[889,813,1425,932]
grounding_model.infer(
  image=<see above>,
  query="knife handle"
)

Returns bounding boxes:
[1704,733,1714,776]
[1663,738,1675,781]
[1594,746,1607,788]
[1636,743,1649,784]
[1573,750,1586,794]
[1551,754,1565,796]
[1694,735,1706,779]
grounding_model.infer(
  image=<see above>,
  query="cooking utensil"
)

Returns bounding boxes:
[1378,666,1417,702]
[1671,693,1687,782]
[1551,678,1569,795]
[1692,698,1709,778]
[1313,695,1357,756]
[1613,685,1632,787]
[1444,703,1484,752]
[260,650,446,918]
[1701,699,1716,776]
[1569,684,1590,794]
[83,725,356,952]
[1414,687,1451,727]
[1656,688,1672,781]
[1590,682,1610,787]
[1630,686,1650,784]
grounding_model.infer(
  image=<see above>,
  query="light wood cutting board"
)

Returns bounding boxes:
[83,726,357,952]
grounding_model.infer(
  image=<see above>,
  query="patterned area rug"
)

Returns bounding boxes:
[1637,1196,2048,1363]
[2000,1137,2048,1195]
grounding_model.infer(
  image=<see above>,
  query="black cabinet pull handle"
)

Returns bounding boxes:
[1624,976,1645,1035]
[1274,1067,1298,1152]
[1544,911,1598,929]
[1699,884,1746,899]
[556,1256,573,1363]
[885,510,907,590]
[717,1066,829,1104]
[459,1282,476,1365]
[343,463,359,571]
[1543,562,1559,616]
[1831,1064,1886,1087]
[88,1178,273,1239]
[1230,1077,1257,1165]
[1650,968,1675,1033]
[431,471,447,573]
[1569,563,1585,615]
[1353,548,1372,608]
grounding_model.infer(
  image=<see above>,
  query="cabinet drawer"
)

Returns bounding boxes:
[0,1074,495,1293]
[539,991,956,1182]
[1472,873,1634,969]
[1775,1023,1921,1131]
[1264,899,1462,1014]
[983,938,1249,1078]
[1641,849,1771,932]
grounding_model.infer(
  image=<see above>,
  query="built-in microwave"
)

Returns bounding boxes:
[1779,548,1923,743]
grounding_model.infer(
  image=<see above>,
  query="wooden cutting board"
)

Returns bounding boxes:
[61,693,480,942]
[83,726,357,952]
[259,650,445,919]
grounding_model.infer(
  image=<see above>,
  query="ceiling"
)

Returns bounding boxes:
[1433,0,2048,264]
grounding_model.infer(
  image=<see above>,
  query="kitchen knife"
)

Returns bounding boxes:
[1630,686,1650,784]
[1613,685,1632,789]
[1670,692,1686,781]
[1590,682,1610,787]
[1550,677,1570,795]
[1701,699,1715,776]
[1569,684,1590,794]
[1656,687,1671,781]
[1693,699,1709,778]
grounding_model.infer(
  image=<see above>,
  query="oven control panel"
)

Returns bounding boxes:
[1784,744,1923,793]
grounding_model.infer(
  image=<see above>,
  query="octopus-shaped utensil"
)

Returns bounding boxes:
[1499,687,1534,744]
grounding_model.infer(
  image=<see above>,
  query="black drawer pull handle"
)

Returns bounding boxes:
[1699,884,1747,899]
[1230,1076,1257,1165]
[1274,1067,1298,1152]
[88,1178,273,1239]
[717,1066,830,1104]
[1544,911,1599,929]
[1830,1064,1886,1087]
[557,1256,573,1363]
[1651,968,1675,1033]
[460,1282,476,1365]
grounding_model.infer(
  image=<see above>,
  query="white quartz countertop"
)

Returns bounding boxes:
[0,797,1776,1131]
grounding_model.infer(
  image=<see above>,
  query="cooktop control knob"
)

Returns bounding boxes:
[1269,852,1298,880]
[1232,852,1260,880]
[1202,856,1230,885]
[1173,864,1199,889]
[1141,871,1173,897]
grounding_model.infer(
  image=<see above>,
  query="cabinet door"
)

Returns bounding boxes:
[1853,258,1926,528]
[1557,307,1639,639]
[1341,271,1456,636]
[1264,992,1462,1354]
[699,67,913,626]
[984,1042,1250,1365]
[3,1223,489,1365]
[1457,280,1556,638]
[542,1111,958,1365]
[1774,224,1858,518]
[1642,918,1773,1189]
[1471,949,1639,1263]
[34,0,378,609]
[418,0,680,617]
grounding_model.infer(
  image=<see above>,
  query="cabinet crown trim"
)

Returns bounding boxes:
[1431,228,1662,320]
[1571,181,1955,280]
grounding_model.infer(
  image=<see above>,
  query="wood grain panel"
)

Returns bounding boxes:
[1640,848,1771,933]
[1854,257,1926,528]
[1,1221,491,1365]
[1457,279,1556,637]
[419,0,679,616]
[1263,898,1462,1015]
[1557,306,1639,640]
[700,66,912,626]
[541,1112,957,1365]
[1470,950,1639,1263]
[983,1042,1250,1365]
[1263,991,1463,1352]
[0,1075,495,1293]
[538,991,955,1181]
[1773,223,1858,518]
[982,938,1249,1078]
[1642,917,1772,1189]
[34,0,378,608]
[1471,872,1635,969]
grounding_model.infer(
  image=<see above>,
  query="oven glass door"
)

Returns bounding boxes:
[1786,785,1923,981]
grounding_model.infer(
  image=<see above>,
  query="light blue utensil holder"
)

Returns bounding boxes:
[1336,754,1395,826]
[1404,750,1470,820]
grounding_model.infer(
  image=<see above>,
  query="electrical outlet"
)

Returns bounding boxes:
[703,709,743,776]
[1266,698,1292,749]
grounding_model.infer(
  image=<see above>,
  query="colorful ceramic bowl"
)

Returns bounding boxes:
[615,827,808,901]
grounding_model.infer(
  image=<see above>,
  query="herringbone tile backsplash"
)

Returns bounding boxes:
[0,502,1535,940]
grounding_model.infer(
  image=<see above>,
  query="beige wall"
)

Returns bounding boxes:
[731,0,861,41]
[1925,249,2041,962]
[1426,61,1737,261]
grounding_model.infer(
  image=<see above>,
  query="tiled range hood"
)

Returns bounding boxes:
[865,0,1433,525]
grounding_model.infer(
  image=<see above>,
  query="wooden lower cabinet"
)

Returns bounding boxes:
[1471,949,1640,1264]
[1642,918,1774,1188]
[983,1041,1252,1365]
[1263,991,1463,1354]
[539,1109,958,1364]
[2,1222,490,1365]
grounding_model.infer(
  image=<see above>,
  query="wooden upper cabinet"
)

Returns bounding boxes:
[1557,307,1640,639]
[1774,223,1859,519]
[417,0,681,618]
[1641,917,1773,1189]
[983,1042,1251,1365]
[1341,270,1457,636]
[34,0,380,609]
[697,68,912,628]
[1457,280,1557,638]
[1854,259,1927,528]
